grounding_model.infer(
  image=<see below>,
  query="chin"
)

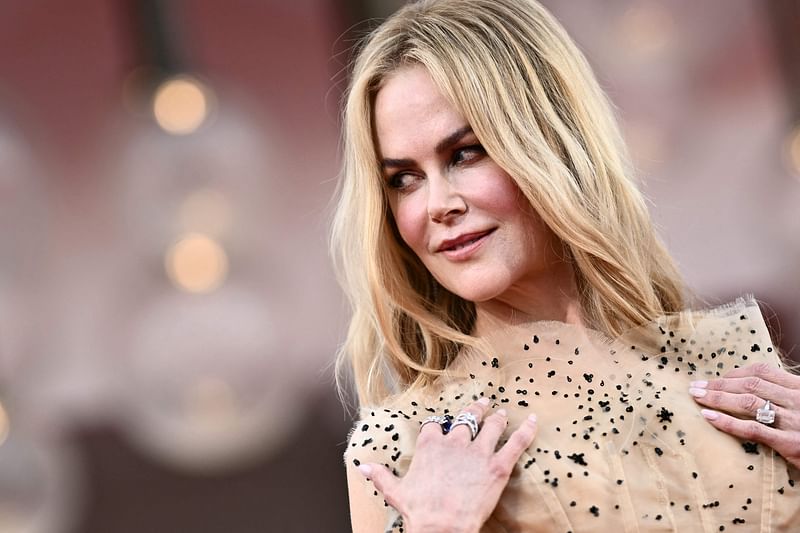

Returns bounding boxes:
[442,277,509,304]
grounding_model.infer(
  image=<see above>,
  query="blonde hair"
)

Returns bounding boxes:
[331,0,685,406]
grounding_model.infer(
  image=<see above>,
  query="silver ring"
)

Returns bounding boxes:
[756,400,776,425]
[421,414,453,433]
[450,412,480,440]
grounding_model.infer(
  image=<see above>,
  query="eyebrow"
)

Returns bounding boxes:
[380,125,474,169]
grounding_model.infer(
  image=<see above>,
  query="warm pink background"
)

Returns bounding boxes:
[0,1,797,531]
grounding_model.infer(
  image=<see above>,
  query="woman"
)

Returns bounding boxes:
[331,0,800,531]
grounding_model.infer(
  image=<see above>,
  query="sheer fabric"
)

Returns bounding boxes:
[346,297,800,532]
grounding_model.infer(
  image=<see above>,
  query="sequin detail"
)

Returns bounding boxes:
[345,297,800,532]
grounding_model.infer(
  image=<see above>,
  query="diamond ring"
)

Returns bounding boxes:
[755,400,776,425]
[450,412,480,440]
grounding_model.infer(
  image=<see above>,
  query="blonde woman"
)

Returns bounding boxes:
[331,0,800,531]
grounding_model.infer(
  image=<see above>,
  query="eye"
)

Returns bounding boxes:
[386,171,422,191]
[451,144,486,166]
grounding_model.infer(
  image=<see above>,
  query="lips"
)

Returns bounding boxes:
[436,229,495,254]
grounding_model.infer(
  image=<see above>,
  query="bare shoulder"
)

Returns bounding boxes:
[345,461,392,533]
[343,406,417,532]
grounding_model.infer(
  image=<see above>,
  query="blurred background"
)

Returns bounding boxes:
[0,0,797,531]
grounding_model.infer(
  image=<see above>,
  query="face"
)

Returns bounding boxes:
[373,65,566,308]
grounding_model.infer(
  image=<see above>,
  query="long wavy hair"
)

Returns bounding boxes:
[331,0,685,406]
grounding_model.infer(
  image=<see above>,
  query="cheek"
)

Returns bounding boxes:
[390,197,428,251]
[473,171,527,216]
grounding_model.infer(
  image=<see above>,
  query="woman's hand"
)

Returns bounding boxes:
[356,397,538,533]
[689,362,800,468]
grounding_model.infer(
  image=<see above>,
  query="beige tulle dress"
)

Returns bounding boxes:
[345,297,800,532]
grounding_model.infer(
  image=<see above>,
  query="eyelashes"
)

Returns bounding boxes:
[385,144,486,191]
[386,171,419,190]
[451,144,486,165]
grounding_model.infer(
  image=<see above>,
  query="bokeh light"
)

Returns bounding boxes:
[114,110,272,255]
[152,76,212,135]
[121,288,304,471]
[165,233,228,293]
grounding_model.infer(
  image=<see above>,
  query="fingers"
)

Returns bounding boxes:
[698,376,796,408]
[494,414,538,467]
[690,364,800,430]
[357,463,399,508]
[475,408,509,448]
[723,363,800,390]
[448,397,490,442]
[416,397,538,465]
[419,415,449,440]
[690,381,790,421]
[699,409,800,467]
[695,364,800,469]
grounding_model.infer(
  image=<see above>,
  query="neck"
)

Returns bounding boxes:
[473,267,583,337]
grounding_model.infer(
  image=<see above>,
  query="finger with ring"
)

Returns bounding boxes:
[756,400,776,425]
[689,382,787,423]
[450,412,480,440]
[421,414,454,434]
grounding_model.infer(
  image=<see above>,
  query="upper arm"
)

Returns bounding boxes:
[346,461,391,533]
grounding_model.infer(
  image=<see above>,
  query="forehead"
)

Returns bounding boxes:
[373,65,468,155]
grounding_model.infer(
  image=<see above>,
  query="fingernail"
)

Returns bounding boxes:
[357,464,372,477]
[689,387,707,398]
[700,409,719,420]
[478,397,490,406]
[528,414,537,424]
[497,408,507,417]
[690,380,708,389]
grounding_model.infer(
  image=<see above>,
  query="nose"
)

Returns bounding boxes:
[427,173,466,223]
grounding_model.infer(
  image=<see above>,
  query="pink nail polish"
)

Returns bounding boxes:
[700,409,719,420]
[528,414,537,424]
[690,380,708,388]
[478,397,490,406]
[497,408,507,417]
[357,464,372,477]
[689,387,707,398]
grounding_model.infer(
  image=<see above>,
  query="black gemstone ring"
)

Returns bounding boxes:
[421,414,453,434]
